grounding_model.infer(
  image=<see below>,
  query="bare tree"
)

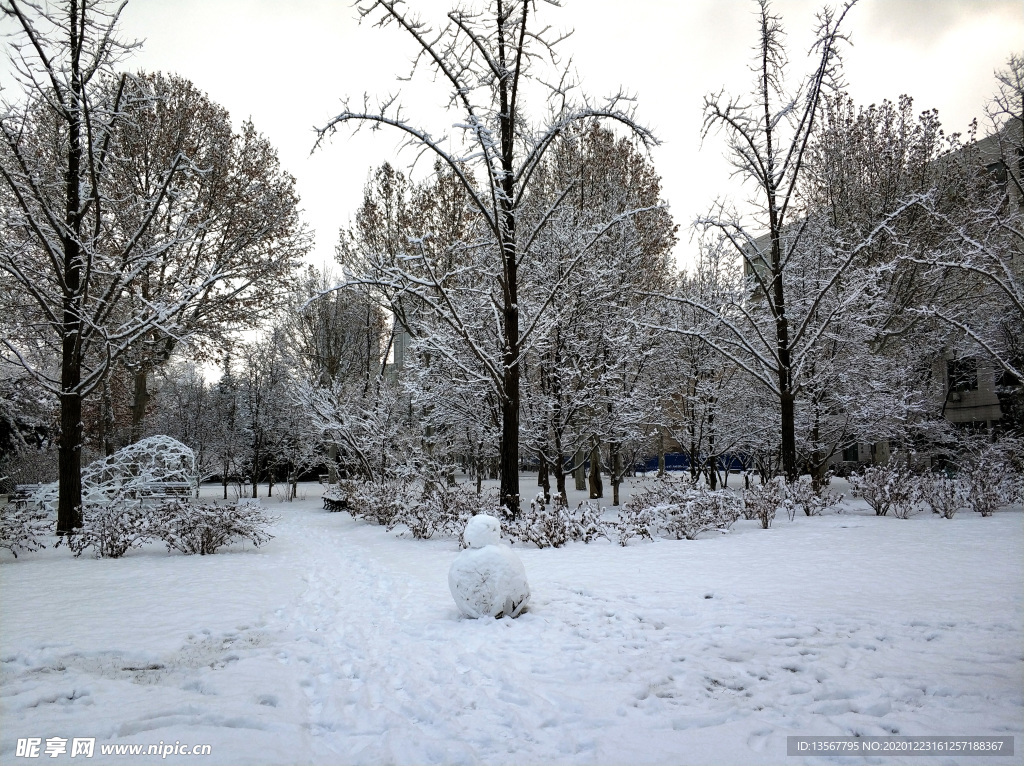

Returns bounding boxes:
[316,0,656,516]
[685,0,882,482]
[0,1,307,532]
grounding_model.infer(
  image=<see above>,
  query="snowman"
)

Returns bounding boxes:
[449,514,530,619]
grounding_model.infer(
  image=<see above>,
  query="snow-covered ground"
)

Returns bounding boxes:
[1,477,1021,765]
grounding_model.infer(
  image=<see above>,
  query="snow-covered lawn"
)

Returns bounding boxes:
[1,478,1021,765]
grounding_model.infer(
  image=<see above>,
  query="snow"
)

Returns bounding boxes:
[1,478,1021,765]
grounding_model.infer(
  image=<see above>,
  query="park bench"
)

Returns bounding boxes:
[322,486,348,512]
[135,480,197,502]
[13,484,45,510]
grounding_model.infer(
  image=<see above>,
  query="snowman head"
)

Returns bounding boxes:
[463,513,502,548]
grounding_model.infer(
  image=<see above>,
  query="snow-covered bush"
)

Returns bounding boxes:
[665,488,742,539]
[346,479,411,527]
[614,498,657,545]
[0,501,51,558]
[510,492,569,548]
[564,500,608,544]
[64,496,276,558]
[847,464,922,518]
[919,473,969,519]
[449,515,530,619]
[506,493,609,548]
[960,441,1020,517]
[964,472,1015,517]
[159,499,276,555]
[393,481,494,540]
[618,479,741,543]
[742,479,781,529]
[346,477,501,540]
[65,501,155,559]
[785,479,841,519]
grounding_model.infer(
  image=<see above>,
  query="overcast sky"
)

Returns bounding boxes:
[5,0,1023,269]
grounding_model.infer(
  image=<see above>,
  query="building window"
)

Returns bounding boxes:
[947,358,978,393]
[985,160,1008,189]
[842,443,859,462]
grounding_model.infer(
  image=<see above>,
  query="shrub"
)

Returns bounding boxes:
[391,482,494,541]
[785,479,841,519]
[507,493,609,548]
[64,501,154,558]
[848,464,922,518]
[919,473,969,519]
[563,500,608,544]
[618,479,741,544]
[615,499,657,546]
[63,497,276,558]
[159,499,276,555]
[509,493,569,548]
[345,477,501,541]
[960,441,1020,517]
[664,488,742,539]
[743,479,781,529]
[0,501,52,558]
[346,479,411,527]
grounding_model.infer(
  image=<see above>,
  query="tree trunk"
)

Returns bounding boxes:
[588,444,603,499]
[810,412,826,493]
[779,388,797,482]
[56,385,83,534]
[538,452,550,502]
[611,445,622,506]
[56,7,85,535]
[100,379,116,457]
[554,452,567,504]
[769,201,798,483]
[498,385,520,514]
[327,443,339,484]
[496,13,522,519]
[657,431,666,477]
[572,449,585,491]
[130,366,149,443]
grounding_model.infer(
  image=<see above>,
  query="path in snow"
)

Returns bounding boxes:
[1,484,1021,765]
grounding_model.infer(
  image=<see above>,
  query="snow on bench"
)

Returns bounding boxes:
[322,486,348,512]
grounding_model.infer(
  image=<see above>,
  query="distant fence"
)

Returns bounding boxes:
[634,453,749,475]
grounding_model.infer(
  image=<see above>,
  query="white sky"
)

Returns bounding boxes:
[4,0,1023,269]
